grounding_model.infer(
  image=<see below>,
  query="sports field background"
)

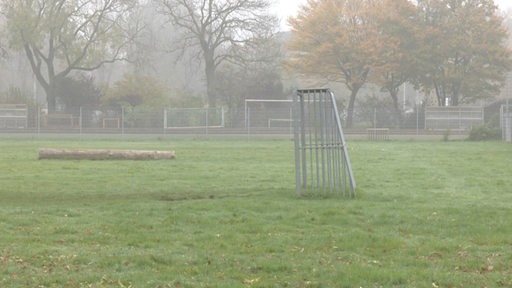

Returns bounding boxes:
[0,137,511,287]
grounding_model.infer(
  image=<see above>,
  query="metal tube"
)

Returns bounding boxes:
[329,96,336,194]
[205,108,209,136]
[121,106,125,136]
[300,93,308,192]
[79,106,83,137]
[319,90,327,194]
[308,92,315,193]
[329,91,356,194]
[325,96,332,194]
[293,93,302,196]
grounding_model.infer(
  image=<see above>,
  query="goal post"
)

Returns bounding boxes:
[244,99,294,129]
[164,107,225,129]
[293,89,356,198]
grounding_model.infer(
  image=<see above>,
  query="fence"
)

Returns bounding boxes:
[0,104,28,128]
[165,107,224,129]
[0,102,493,138]
[425,106,483,131]
[2,106,225,135]
[244,98,427,130]
[501,104,512,142]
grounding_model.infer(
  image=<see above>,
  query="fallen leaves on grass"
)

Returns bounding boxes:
[243,278,261,285]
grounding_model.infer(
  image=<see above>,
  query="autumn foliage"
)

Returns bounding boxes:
[287,0,511,127]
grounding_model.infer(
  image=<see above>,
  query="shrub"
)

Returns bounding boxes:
[468,125,501,141]
[102,74,169,108]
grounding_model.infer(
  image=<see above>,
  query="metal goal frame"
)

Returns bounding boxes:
[293,89,356,198]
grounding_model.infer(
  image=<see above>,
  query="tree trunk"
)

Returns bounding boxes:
[24,44,59,113]
[389,89,403,128]
[451,85,460,106]
[346,86,361,128]
[434,80,446,106]
[39,148,176,160]
[46,82,58,113]
[204,52,217,108]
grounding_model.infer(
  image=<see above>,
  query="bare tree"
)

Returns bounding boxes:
[159,0,278,107]
[2,0,142,112]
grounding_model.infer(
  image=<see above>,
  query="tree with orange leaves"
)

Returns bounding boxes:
[369,0,420,127]
[287,0,511,128]
[286,0,380,128]
[415,0,511,106]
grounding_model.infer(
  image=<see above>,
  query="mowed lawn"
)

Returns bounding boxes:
[0,137,511,287]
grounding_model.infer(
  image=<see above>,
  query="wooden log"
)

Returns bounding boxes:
[39,148,176,160]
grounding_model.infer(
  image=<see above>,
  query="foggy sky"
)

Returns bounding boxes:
[276,0,512,31]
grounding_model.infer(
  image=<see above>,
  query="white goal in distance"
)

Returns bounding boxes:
[244,99,294,129]
[164,107,225,129]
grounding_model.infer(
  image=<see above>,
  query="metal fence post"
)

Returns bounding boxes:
[205,108,209,136]
[121,106,125,136]
[37,105,41,137]
[163,109,167,135]
[79,106,83,137]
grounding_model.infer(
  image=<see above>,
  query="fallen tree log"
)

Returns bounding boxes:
[39,148,176,160]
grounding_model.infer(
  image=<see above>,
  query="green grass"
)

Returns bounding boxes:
[0,137,511,287]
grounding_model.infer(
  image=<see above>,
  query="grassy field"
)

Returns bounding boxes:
[0,136,511,287]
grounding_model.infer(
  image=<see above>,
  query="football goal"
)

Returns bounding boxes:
[293,89,356,198]
[164,107,224,129]
[244,99,293,129]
